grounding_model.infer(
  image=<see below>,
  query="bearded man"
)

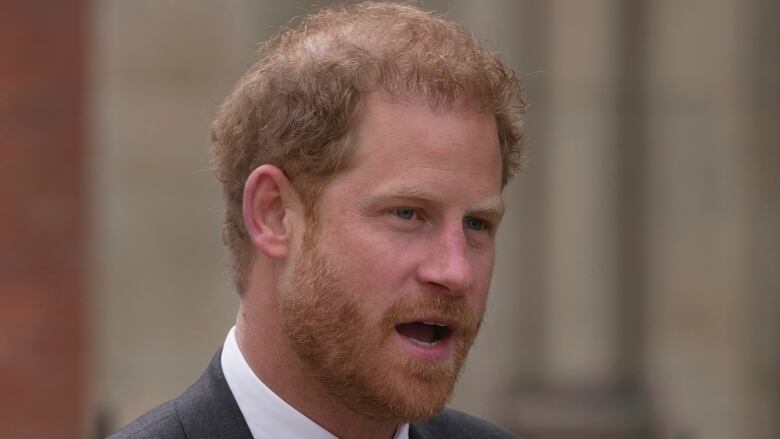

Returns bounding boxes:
[110,2,525,438]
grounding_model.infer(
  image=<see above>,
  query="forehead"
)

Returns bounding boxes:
[320,92,503,209]
[351,93,502,178]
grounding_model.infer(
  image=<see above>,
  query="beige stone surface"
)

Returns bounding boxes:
[88,1,779,438]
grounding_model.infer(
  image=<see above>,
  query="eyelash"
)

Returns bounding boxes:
[464,217,490,232]
[391,208,492,233]
[392,207,422,221]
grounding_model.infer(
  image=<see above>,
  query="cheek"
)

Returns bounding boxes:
[323,230,417,306]
[329,220,422,279]
[468,251,496,314]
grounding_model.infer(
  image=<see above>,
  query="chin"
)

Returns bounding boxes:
[359,356,463,423]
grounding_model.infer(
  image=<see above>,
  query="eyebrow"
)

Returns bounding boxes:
[467,197,506,218]
[371,186,506,218]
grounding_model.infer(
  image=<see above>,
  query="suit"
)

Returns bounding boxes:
[108,349,519,438]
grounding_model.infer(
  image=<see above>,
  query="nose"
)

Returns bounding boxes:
[416,224,474,295]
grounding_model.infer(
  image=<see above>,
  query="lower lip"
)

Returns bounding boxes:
[394,329,453,362]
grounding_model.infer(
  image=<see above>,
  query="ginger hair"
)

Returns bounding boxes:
[210,2,526,293]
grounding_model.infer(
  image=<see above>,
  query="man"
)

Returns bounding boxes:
[111,2,524,438]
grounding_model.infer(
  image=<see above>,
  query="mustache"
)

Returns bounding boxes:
[380,294,481,337]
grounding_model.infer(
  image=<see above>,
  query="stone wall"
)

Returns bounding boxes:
[3,1,775,437]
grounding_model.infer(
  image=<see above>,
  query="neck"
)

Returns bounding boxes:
[235,271,400,439]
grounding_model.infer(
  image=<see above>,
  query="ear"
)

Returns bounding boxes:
[242,164,301,259]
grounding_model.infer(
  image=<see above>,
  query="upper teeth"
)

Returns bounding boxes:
[422,321,447,327]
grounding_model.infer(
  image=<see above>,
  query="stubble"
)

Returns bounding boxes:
[278,234,481,423]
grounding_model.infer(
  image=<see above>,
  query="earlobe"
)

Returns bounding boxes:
[242,165,299,259]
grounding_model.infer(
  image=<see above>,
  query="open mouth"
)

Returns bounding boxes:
[395,321,454,347]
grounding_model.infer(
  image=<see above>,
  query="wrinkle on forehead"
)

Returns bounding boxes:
[356,93,500,151]
[362,147,503,190]
[363,129,502,181]
[371,183,506,215]
[402,163,499,178]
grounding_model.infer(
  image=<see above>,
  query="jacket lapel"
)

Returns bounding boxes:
[174,349,254,438]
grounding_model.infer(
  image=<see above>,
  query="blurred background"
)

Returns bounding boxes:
[1,0,778,438]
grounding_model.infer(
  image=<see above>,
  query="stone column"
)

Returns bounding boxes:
[641,0,765,438]
[745,2,780,437]
[510,1,650,437]
[542,0,622,391]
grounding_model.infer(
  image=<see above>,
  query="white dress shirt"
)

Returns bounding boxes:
[221,326,410,439]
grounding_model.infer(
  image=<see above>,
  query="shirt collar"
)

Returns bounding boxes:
[221,326,409,439]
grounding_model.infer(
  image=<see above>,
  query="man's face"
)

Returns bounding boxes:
[279,93,505,422]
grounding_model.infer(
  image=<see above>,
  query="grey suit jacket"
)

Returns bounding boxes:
[108,350,519,439]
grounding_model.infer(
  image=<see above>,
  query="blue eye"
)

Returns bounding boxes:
[464,217,488,231]
[394,208,417,220]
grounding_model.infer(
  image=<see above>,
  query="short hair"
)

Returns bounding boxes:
[211,1,526,293]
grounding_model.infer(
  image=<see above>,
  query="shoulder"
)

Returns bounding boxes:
[106,400,184,439]
[105,349,252,439]
[411,408,520,439]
